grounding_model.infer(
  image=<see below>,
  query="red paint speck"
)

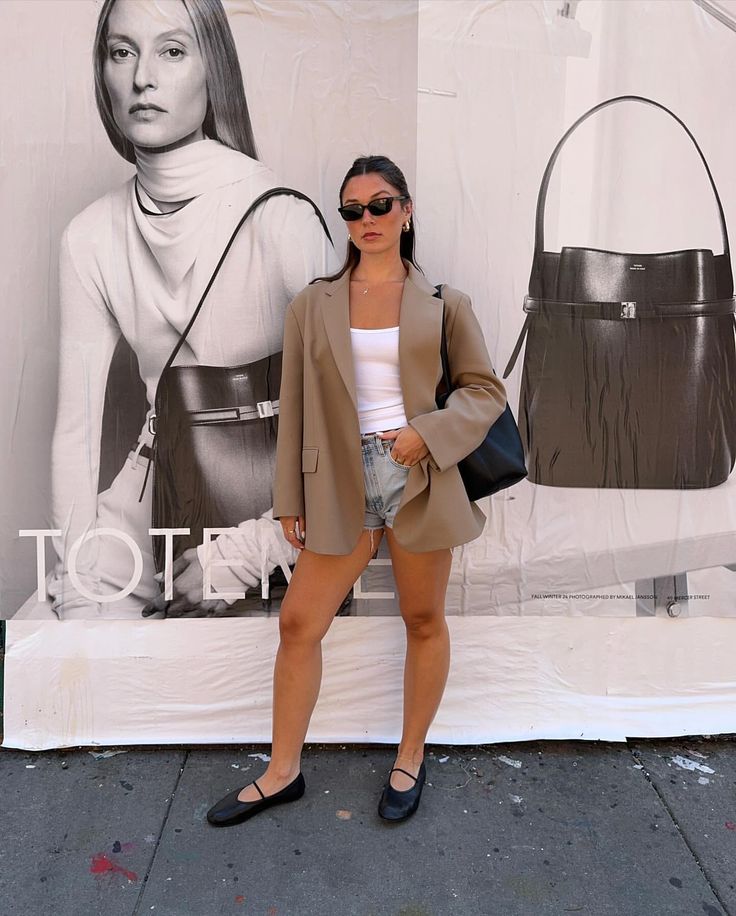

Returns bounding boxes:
[235,896,245,904]
[726,821,736,830]
[90,853,138,882]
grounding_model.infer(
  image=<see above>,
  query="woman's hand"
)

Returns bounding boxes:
[280,515,306,551]
[377,427,429,467]
[141,547,229,618]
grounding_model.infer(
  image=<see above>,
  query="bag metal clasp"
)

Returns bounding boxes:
[257,400,275,418]
[148,414,157,435]
[620,301,637,319]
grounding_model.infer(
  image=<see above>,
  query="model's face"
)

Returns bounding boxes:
[342,173,412,257]
[103,0,208,153]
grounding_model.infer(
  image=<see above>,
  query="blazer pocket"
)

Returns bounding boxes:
[302,447,319,473]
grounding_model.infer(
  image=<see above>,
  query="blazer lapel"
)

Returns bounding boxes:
[398,264,445,418]
[320,272,358,408]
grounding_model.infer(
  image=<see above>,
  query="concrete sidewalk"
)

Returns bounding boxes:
[1,738,734,916]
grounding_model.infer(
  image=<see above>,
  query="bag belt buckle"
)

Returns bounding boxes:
[148,414,157,435]
[257,400,275,418]
[620,301,637,319]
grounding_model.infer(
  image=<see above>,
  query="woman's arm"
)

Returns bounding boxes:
[48,225,121,614]
[408,292,507,473]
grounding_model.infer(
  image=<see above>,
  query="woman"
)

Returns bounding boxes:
[42,0,332,619]
[207,155,507,824]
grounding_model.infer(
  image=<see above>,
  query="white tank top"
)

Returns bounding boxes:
[349,326,408,434]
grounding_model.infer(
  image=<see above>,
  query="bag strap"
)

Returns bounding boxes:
[502,313,532,379]
[156,187,333,389]
[433,284,453,397]
[533,95,731,261]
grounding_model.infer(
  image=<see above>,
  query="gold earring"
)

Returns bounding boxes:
[402,221,410,233]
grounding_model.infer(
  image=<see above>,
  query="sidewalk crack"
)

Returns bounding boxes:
[629,744,733,916]
[131,749,189,916]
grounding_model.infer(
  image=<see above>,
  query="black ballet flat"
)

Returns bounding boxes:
[378,761,426,822]
[206,772,305,827]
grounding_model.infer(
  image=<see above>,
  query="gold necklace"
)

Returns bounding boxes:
[351,277,406,296]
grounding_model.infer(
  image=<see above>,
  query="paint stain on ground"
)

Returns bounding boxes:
[235,895,245,904]
[725,822,736,831]
[336,809,352,820]
[90,853,138,882]
[670,755,715,775]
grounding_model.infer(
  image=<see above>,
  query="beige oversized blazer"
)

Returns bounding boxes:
[272,261,507,554]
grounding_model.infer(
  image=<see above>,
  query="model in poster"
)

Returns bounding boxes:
[207,155,507,824]
[43,0,330,619]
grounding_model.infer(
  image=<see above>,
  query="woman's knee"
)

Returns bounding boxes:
[278,599,327,646]
[400,603,447,638]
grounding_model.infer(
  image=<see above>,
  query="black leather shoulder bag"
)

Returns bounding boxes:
[434,286,527,499]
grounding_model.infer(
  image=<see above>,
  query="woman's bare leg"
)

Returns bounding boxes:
[383,528,452,791]
[237,528,383,801]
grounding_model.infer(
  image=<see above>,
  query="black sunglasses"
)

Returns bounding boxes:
[338,195,409,221]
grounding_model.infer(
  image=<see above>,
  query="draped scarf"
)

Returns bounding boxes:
[131,138,270,289]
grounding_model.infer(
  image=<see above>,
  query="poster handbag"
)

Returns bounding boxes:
[502,95,736,489]
[434,288,527,500]
[143,187,332,573]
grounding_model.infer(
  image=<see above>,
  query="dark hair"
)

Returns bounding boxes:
[93,0,258,164]
[314,155,420,283]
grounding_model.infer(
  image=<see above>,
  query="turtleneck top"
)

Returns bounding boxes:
[49,139,334,612]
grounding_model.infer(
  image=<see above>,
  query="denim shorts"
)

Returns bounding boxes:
[361,433,410,531]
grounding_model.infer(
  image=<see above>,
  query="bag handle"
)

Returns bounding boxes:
[155,187,332,388]
[533,95,731,261]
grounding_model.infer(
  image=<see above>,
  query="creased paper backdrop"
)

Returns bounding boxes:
[1,0,736,748]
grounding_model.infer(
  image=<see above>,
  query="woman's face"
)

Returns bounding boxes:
[103,0,208,153]
[342,173,413,258]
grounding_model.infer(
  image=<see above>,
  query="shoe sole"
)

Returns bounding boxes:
[378,809,418,822]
